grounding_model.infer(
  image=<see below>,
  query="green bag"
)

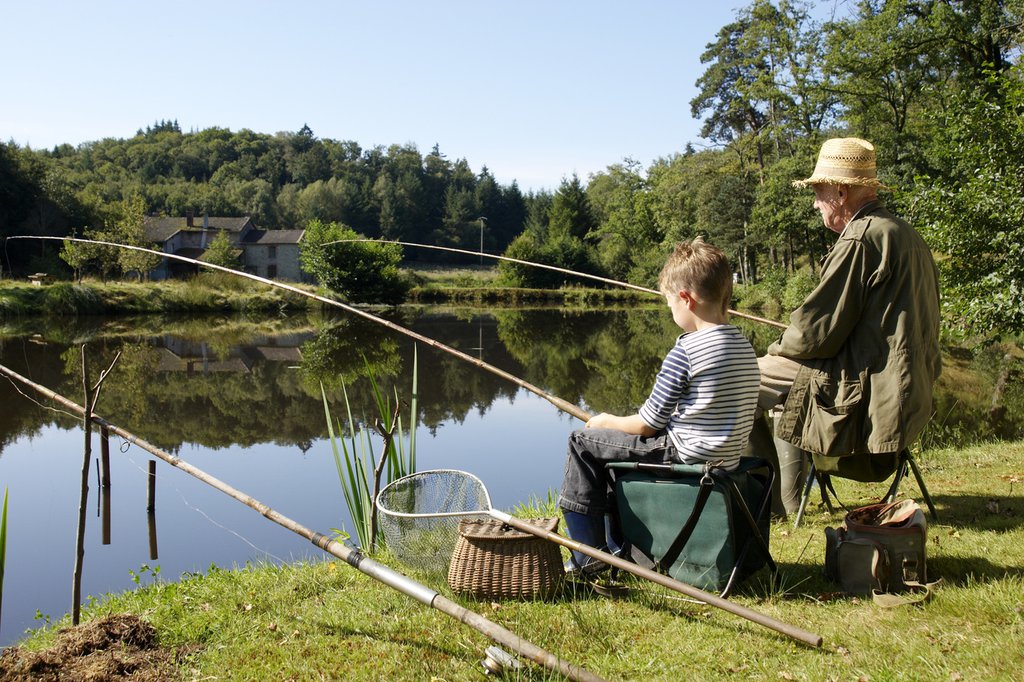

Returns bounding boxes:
[609,460,772,593]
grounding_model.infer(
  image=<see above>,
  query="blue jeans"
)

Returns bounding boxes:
[557,428,677,515]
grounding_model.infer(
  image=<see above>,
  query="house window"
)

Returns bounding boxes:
[267,264,278,279]
[267,245,277,259]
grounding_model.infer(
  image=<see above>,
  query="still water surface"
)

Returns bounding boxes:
[0,306,1021,646]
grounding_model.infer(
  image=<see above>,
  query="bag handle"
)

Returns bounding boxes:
[872,578,942,608]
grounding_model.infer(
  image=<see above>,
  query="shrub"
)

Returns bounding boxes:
[782,269,820,311]
[42,283,104,315]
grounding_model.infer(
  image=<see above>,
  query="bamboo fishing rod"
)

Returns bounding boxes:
[323,238,788,331]
[8,236,590,423]
[8,235,824,646]
[0,362,606,682]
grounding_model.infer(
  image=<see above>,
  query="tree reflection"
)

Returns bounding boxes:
[1,309,1022,455]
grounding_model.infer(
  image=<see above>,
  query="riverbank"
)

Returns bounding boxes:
[0,274,660,316]
[7,440,1022,681]
[0,276,316,316]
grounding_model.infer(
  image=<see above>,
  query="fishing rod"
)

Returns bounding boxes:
[7,235,824,646]
[7,236,590,422]
[0,362,606,682]
[322,238,788,331]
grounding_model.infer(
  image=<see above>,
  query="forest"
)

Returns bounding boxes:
[2,0,1023,337]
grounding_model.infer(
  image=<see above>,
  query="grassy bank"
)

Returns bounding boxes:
[0,276,318,317]
[9,440,1023,680]
[0,275,661,315]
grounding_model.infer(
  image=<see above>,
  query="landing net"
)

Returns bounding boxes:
[376,469,491,571]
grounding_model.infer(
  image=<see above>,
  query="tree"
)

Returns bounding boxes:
[108,195,161,279]
[200,229,240,268]
[59,229,104,282]
[548,174,595,240]
[587,160,662,282]
[300,218,409,304]
[912,68,1024,336]
[690,1,835,173]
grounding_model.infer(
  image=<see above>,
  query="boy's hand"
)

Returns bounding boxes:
[585,412,658,437]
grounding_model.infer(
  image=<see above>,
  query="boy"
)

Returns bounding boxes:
[557,238,761,572]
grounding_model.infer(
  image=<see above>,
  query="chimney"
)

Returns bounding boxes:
[186,209,194,227]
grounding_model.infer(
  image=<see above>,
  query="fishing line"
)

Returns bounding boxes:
[116,435,289,564]
[324,238,789,331]
[1,372,79,421]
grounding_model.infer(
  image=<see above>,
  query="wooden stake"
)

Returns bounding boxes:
[100,426,111,488]
[70,349,121,626]
[72,346,91,626]
[147,460,156,513]
[147,511,159,561]
[0,362,605,682]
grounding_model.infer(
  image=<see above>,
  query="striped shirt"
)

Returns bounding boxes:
[638,325,761,470]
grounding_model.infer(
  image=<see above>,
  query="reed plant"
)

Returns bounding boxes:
[321,347,418,550]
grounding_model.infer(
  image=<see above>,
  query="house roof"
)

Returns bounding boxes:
[241,229,305,245]
[144,216,253,242]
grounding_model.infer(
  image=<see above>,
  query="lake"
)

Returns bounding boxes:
[1,305,1021,646]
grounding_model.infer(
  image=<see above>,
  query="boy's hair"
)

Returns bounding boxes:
[657,237,733,315]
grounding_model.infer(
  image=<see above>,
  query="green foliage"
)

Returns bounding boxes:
[587,160,665,284]
[200,229,240,268]
[42,283,105,315]
[913,67,1024,336]
[751,266,788,318]
[548,174,595,240]
[300,219,409,304]
[109,195,161,279]
[497,231,604,289]
[8,1,1024,345]
[321,349,417,551]
[781,267,819,311]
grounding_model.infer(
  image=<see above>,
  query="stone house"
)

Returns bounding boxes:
[143,211,308,282]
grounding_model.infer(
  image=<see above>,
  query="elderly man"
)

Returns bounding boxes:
[752,137,942,516]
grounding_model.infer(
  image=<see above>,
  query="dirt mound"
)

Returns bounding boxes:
[0,614,183,681]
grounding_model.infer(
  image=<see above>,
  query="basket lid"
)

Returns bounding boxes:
[457,517,558,540]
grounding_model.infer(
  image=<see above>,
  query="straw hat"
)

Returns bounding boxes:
[793,137,889,189]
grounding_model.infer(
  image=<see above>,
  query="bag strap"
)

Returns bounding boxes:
[872,578,942,608]
[657,463,717,571]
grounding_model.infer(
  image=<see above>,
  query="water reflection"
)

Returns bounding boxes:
[0,307,1022,646]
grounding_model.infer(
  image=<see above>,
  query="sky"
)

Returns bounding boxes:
[2,1,837,193]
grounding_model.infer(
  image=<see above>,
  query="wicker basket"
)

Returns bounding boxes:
[447,517,564,600]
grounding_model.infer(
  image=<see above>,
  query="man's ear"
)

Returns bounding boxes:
[679,290,697,308]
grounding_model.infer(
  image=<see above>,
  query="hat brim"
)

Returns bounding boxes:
[792,174,890,190]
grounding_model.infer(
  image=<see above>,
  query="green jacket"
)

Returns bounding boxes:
[769,202,941,456]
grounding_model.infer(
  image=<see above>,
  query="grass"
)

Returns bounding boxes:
[11,440,1024,680]
[0,276,317,316]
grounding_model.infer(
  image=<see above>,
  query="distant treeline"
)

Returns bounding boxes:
[2,1,1023,336]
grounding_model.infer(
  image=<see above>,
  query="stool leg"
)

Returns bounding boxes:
[905,454,939,521]
[885,456,909,503]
